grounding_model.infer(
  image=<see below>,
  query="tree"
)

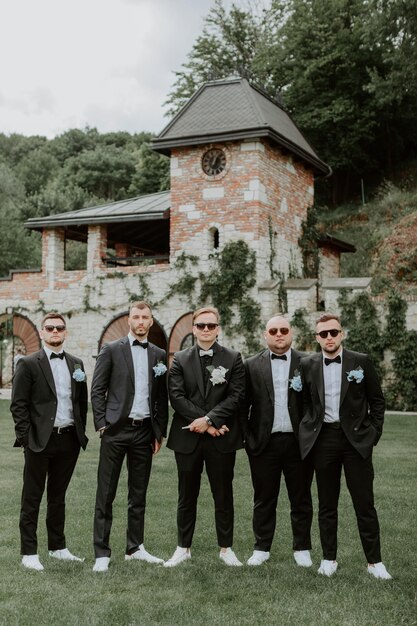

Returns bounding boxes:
[0,164,41,276]
[166,0,417,204]
[165,0,264,116]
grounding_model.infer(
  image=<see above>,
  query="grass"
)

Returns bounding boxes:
[0,399,416,626]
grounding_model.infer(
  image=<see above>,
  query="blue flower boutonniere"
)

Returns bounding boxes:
[347,366,364,384]
[153,362,167,377]
[72,365,86,382]
[289,370,302,392]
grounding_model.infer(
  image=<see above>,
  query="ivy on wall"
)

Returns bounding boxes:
[291,308,316,352]
[337,288,417,411]
[200,240,262,354]
[299,205,320,279]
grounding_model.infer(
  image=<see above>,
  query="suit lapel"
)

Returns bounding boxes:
[121,338,135,386]
[260,350,274,405]
[191,345,206,398]
[147,344,157,399]
[38,350,56,396]
[65,352,77,399]
[340,349,354,407]
[312,354,325,408]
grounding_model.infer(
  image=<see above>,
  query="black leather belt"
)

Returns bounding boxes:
[322,421,341,429]
[127,418,150,427]
[52,425,74,434]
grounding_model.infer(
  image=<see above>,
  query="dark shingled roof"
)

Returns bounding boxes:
[25,191,170,230]
[152,78,331,176]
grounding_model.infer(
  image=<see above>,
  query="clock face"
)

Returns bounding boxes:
[202,148,227,176]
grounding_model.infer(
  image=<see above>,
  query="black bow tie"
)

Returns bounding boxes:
[133,340,148,348]
[199,349,213,357]
[50,352,65,360]
[271,354,287,360]
[325,355,341,366]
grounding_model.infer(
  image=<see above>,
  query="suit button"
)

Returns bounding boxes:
[354,427,358,431]
[313,428,317,432]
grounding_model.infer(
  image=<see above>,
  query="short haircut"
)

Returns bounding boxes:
[316,312,341,326]
[192,306,220,324]
[129,301,153,316]
[41,312,66,328]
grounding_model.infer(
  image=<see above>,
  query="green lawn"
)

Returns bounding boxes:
[1,399,416,626]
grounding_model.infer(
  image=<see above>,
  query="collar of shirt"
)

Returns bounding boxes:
[269,348,291,362]
[322,347,343,366]
[43,346,65,360]
[128,332,149,348]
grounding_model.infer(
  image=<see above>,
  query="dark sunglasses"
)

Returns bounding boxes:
[43,325,66,332]
[267,327,290,336]
[194,323,219,331]
[316,329,341,339]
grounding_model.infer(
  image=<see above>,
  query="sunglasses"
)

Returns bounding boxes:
[194,323,219,331]
[267,327,290,336]
[43,325,66,332]
[316,329,341,339]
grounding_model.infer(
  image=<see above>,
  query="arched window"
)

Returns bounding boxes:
[209,227,219,250]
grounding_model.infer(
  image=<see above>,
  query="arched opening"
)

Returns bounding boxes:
[168,312,194,365]
[97,312,167,354]
[209,226,220,250]
[0,313,41,386]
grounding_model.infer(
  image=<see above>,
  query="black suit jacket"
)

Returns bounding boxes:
[167,343,246,454]
[299,349,385,460]
[243,348,305,456]
[90,337,168,443]
[10,349,88,452]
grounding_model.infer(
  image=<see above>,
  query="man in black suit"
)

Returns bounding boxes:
[10,312,88,571]
[299,313,392,579]
[243,316,313,567]
[165,306,245,567]
[91,301,168,572]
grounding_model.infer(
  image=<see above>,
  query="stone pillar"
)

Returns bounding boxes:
[87,225,107,274]
[43,228,65,289]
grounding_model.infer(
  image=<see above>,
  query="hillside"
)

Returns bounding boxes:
[318,180,417,293]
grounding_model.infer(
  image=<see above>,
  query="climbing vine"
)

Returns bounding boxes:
[337,288,417,410]
[299,205,320,279]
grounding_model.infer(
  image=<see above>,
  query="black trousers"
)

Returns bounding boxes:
[311,424,381,563]
[93,420,153,557]
[19,429,80,555]
[174,436,236,549]
[248,433,313,552]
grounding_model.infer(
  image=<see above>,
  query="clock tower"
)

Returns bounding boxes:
[152,77,330,283]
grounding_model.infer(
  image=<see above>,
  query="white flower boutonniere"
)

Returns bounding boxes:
[72,365,86,382]
[347,366,364,383]
[289,370,302,392]
[153,361,167,377]
[207,365,228,385]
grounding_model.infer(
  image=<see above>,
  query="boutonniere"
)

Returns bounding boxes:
[72,365,86,382]
[346,366,364,383]
[289,370,302,392]
[153,361,167,377]
[206,365,228,385]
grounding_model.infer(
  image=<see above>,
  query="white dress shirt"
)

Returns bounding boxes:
[128,333,150,420]
[44,346,74,428]
[323,349,343,423]
[271,348,293,433]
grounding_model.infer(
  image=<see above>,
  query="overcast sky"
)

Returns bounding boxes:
[0,0,247,139]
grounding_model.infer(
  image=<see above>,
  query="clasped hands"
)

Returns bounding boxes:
[184,416,229,437]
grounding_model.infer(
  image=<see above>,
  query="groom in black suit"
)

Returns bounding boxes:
[243,316,313,567]
[91,301,168,572]
[10,312,88,571]
[299,312,392,579]
[165,306,245,567]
